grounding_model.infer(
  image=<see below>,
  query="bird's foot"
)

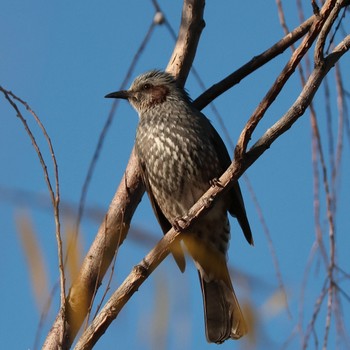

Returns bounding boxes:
[173,215,189,232]
[209,177,223,188]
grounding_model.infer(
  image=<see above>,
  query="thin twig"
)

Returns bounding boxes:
[326,6,348,54]
[244,176,291,319]
[0,87,65,315]
[332,63,345,202]
[315,0,344,65]
[302,280,328,350]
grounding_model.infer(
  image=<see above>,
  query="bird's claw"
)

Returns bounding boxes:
[209,177,223,188]
[173,216,189,232]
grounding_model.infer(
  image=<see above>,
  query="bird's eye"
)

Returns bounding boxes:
[143,83,151,90]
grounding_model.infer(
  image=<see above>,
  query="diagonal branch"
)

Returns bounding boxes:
[74,34,350,350]
[235,0,340,159]
[193,14,315,110]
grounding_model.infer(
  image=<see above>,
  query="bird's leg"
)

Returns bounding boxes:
[173,215,190,232]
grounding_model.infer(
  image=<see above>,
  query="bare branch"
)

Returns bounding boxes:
[248,35,350,160]
[75,33,350,348]
[235,0,341,159]
[315,0,344,65]
[166,0,205,86]
[194,0,349,112]
[193,14,315,110]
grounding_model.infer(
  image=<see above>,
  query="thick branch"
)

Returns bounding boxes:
[43,149,144,349]
[193,15,314,110]
[42,1,206,349]
[166,0,205,86]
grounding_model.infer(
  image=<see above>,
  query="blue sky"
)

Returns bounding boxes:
[1,1,350,349]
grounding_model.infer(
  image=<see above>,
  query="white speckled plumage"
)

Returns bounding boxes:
[106,70,253,343]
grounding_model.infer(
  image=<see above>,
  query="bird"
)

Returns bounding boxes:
[105,70,253,343]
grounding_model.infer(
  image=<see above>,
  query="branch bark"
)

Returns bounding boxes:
[166,0,205,86]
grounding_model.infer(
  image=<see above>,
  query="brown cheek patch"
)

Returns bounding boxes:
[151,85,169,104]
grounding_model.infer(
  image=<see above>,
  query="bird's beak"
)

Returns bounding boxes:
[104,90,130,99]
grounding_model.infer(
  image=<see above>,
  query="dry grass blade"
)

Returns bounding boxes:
[16,213,49,311]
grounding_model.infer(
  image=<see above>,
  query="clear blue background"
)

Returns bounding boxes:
[1,1,349,349]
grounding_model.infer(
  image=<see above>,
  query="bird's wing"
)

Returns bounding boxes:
[138,158,186,272]
[205,116,254,245]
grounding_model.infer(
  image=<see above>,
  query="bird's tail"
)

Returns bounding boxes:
[183,234,247,343]
[199,268,247,343]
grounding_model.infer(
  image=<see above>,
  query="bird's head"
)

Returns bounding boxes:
[105,70,188,113]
